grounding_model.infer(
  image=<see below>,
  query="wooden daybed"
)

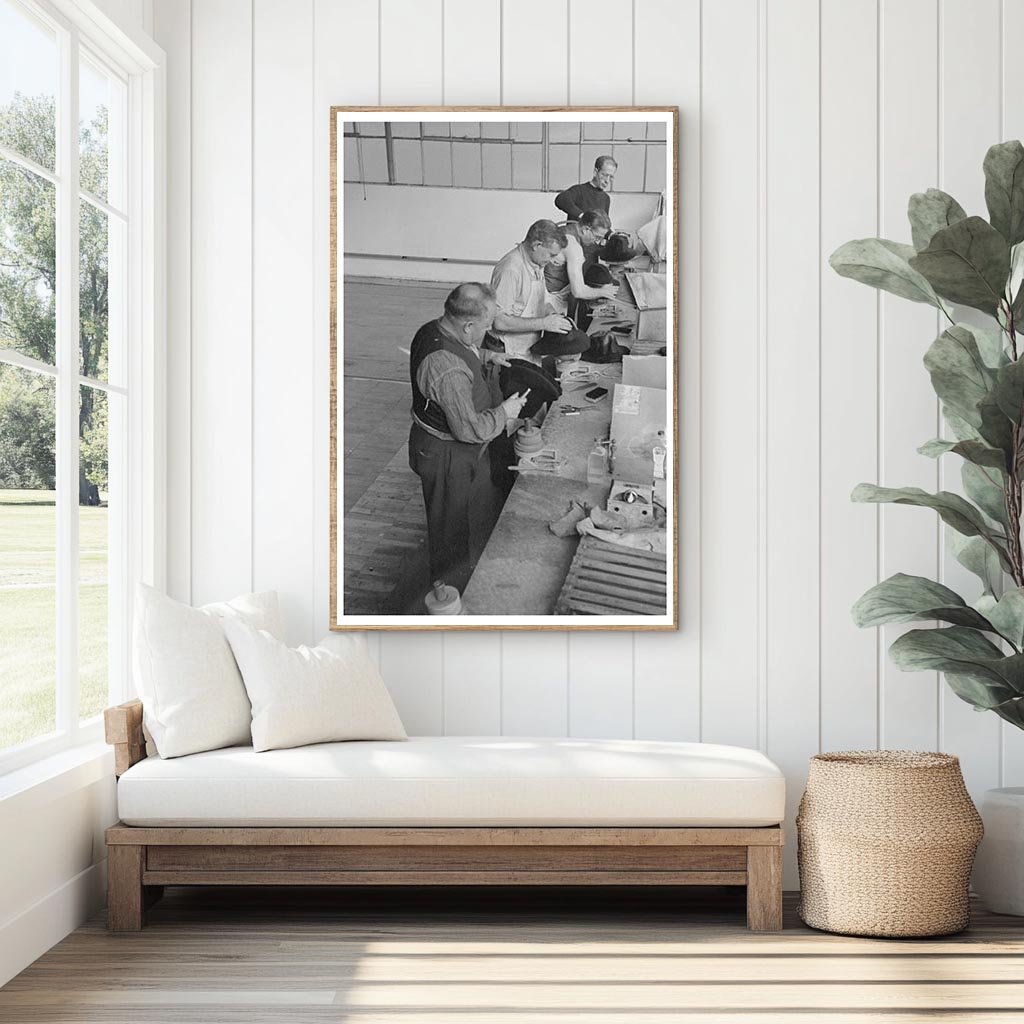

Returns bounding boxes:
[104,700,785,932]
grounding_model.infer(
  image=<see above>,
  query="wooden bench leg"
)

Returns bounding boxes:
[107,845,145,931]
[746,845,783,931]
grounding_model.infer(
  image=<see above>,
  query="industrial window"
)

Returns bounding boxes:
[343,121,666,193]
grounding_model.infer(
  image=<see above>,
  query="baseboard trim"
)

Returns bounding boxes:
[0,859,107,987]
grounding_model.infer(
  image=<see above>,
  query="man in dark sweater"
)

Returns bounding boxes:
[554,155,617,220]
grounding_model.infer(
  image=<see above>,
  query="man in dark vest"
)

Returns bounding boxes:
[409,283,529,594]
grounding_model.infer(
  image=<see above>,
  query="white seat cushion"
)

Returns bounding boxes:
[117,736,785,827]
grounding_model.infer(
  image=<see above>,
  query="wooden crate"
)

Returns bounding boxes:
[555,535,667,615]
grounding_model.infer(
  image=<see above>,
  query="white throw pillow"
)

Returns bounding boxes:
[133,584,283,758]
[223,621,407,752]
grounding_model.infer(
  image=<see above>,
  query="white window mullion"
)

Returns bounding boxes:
[124,70,147,702]
[0,143,60,187]
[55,24,81,734]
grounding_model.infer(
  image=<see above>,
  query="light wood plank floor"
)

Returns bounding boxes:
[3,886,1024,1022]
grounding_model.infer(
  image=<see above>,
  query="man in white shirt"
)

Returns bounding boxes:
[488,220,592,362]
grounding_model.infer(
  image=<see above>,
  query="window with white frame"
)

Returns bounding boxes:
[0,0,154,771]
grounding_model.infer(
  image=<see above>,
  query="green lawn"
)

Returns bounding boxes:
[0,489,109,751]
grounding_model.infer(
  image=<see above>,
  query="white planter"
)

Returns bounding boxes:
[973,787,1024,916]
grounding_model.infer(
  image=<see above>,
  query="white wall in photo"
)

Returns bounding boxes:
[154,0,1024,886]
[342,184,662,283]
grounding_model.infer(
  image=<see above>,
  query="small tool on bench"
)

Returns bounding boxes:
[508,448,568,474]
[560,365,600,388]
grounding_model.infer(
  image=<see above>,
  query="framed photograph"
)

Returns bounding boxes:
[330,107,678,630]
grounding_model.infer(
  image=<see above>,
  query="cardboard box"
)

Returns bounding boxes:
[624,272,667,342]
[609,382,668,487]
[623,354,667,390]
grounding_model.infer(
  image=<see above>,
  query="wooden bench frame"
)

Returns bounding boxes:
[104,700,784,932]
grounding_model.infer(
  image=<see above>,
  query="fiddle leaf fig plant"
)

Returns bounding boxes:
[832,140,1024,731]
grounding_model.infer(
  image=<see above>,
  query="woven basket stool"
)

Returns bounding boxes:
[797,751,983,937]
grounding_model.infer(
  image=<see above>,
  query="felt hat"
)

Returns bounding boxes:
[602,231,643,264]
[584,264,616,287]
[585,330,628,363]
[498,359,561,418]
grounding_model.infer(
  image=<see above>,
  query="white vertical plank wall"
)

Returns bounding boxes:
[153,0,190,604]
[819,0,879,755]
[252,0,316,646]
[501,0,567,105]
[442,0,500,107]
[764,0,820,882]
[154,0,1024,887]
[187,0,253,606]
[698,0,761,750]
[501,633,570,737]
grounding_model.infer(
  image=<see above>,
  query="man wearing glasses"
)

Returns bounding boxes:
[555,155,617,221]
[543,209,619,324]
[488,219,591,362]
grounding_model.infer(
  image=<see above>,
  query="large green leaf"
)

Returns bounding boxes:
[967,322,1012,369]
[977,392,1016,460]
[993,357,1024,423]
[942,406,983,442]
[1007,241,1024,325]
[1008,241,1024,308]
[977,589,1024,649]
[918,437,1007,470]
[908,188,968,251]
[951,532,1004,596]
[830,238,942,307]
[984,687,1024,728]
[889,626,1024,699]
[852,573,994,630]
[851,483,1009,555]
[962,461,1009,527]
[923,326,996,427]
[1012,278,1024,326]
[984,140,1024,246]
[944,671,1024,715]
[909,217,1011,315]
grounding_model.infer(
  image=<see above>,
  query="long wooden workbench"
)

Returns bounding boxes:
[462,363,622,615]
[463,262,670,616]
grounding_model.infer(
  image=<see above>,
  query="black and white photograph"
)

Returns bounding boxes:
[331,108,677,629]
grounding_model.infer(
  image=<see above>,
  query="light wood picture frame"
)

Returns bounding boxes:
[330,107,679,631]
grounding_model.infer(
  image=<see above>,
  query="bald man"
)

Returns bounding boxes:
[555,155,617,221]
[409,282,529,594]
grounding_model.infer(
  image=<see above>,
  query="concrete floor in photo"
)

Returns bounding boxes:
[341,277,450,615]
